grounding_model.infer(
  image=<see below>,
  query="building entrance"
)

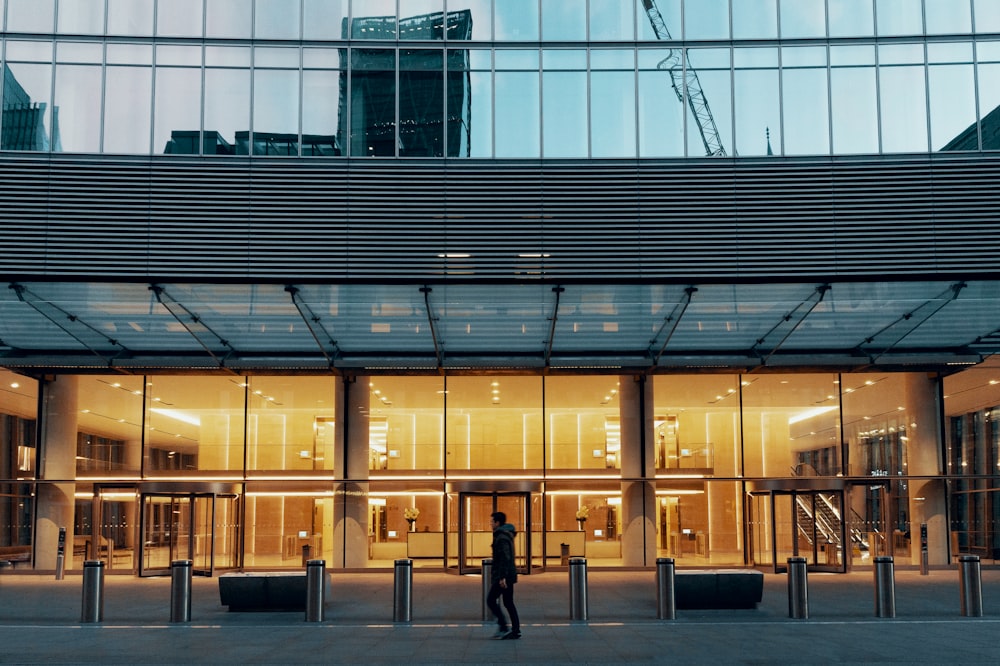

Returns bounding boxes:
[748,487,848,573]
[454,490,536,575]
[138,490,239,577]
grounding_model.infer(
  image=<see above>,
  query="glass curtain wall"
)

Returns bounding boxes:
[5,0,1000,157]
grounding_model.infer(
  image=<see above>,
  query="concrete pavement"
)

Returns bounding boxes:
[1,567,998,664]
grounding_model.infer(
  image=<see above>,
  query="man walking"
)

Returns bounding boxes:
[486,511,521,640]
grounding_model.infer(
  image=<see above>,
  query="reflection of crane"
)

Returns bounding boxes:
[642,0,727,156]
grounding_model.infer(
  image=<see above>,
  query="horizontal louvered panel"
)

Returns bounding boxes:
[1,154,1000,280]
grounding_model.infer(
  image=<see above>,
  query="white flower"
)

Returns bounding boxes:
[404,507,420,520]
[576,506,589,520]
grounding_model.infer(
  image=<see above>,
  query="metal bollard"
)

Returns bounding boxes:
[55,527,66,581]
[569,557,588,621]
[481,558,493,621]
[81,560,105,623]
[170,559,193,623]
[393,558,413,622]
[656,557,676,620]
[959,555,983,617]
[874,556,896,618]
[305,559,326,622]
[787,557,809,619]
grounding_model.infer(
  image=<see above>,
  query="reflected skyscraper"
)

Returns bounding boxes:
[341,11,472,157]
[1,64,59,152]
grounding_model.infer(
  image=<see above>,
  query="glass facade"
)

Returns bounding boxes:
[3,365,999,572]
[2,0,1000,156]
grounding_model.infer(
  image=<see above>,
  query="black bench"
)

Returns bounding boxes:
[219,572,326,611]
[674,570,764,609]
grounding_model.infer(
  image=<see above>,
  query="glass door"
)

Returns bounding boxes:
[457,492,530,575]
[749,489,846,573]
[140,492,240,576]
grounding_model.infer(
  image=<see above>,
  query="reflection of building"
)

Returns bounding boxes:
[1,64,60,151]
[942,104,1000,151]
[164,130,340,156]
[341,11,472,157]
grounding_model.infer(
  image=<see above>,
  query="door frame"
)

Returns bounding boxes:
[446,481,542,575]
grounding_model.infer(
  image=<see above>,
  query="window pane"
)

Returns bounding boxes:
[350,0,396,38]
[494,0,538,41]
[6,0,55,32]
[246,377,337,473]
[828,0,875,37]
[450,0,492,40]
[400,50,445,156]
[638,68,684,157]
[206,0,252,38]
[255,0,301,39]
[639,0,681,40]
[2,63,54,151]
[53,64,101,153]
[734,68,779,156]
[107,44,153,65]
[107,0,154,36]
[495,71,539,157]
[975,0,1000,33]
[399,0,444,40]
[684,0,729,40]
[543,71,586,157]
[925,0,971,35]
[77,376,143,476]
[782,67,829,155]
[155,67,201,154]
[156,0,204,37]
[546,376,620,472]
[831,67,878,153]
[446,376,542,472]
[780,0,826,38]
[349,48,396,156]
[591,71,636,158]
[453,68,491,157]
[689,68,732,157]
[302,69,343,155]
[931,64,976,150]
[144,377,246,474]
[541,0,585,40]
[875,0,923,36]
[204,68,251,154]
[654,375,741,475]
[253,69,300,155]
[56,0,105,34]
[879,65,928,152]
[367,377,443,472]
[732,0,777,39]
[590,0,634,41]
[103,66,151,154]
[303,0,349,40]
[978,63,1000,150]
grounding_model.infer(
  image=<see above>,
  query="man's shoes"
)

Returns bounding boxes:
[501,631,521,640]
[492,628,511,639]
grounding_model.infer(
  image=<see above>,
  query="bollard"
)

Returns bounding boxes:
[569,557,588,621]
[656,557,676,620]
[305,559,326,622]
[919,523,929,576]
[874,556,896,618]
[81,560,105,623]
[170,559,193,623]
[787,557,809,619]
[560,543,570,566]
[959,555,983,617]
[393,558,413,622]
[481,558,493,621]
[302,544,312,567]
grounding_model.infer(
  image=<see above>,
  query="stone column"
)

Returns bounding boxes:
[620,375,656,567]
[35,376,78,570]
[332,374,370,568]
[903,373,948,566]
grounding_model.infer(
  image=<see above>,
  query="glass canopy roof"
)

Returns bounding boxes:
[1,279,997,373]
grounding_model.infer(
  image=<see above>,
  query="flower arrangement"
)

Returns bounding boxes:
[404,507,420,530]
[576,506,589,526]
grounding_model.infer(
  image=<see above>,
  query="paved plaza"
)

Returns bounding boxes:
[1,567,998,664]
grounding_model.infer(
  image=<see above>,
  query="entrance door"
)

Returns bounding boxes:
[748,489,847,573]
[457,492,531,575]
[92,486,139,572]
[139,492,239,577]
